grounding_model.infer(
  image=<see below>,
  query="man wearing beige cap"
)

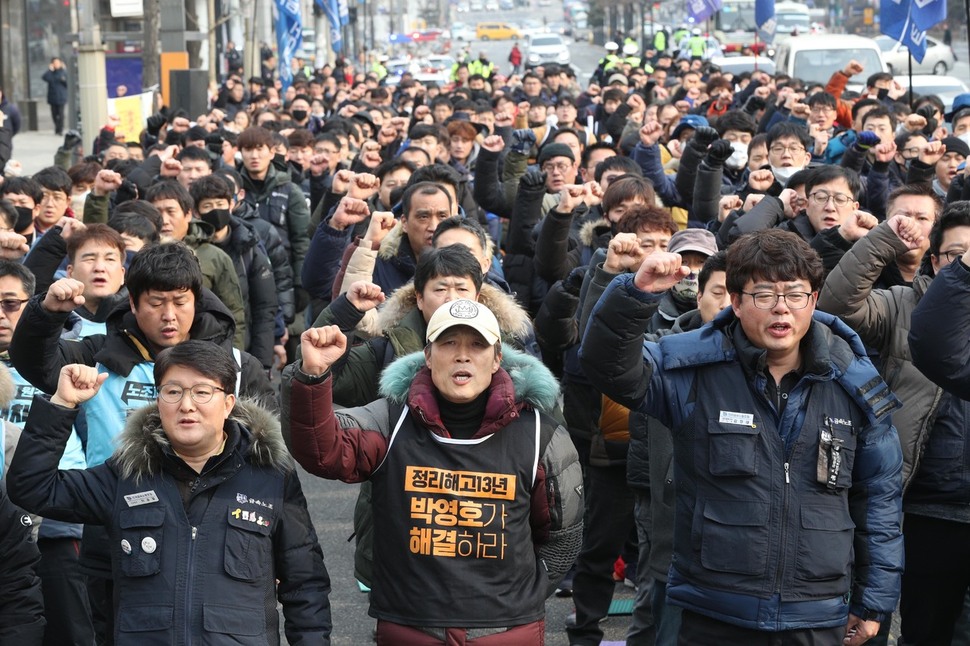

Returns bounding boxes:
[648,228,719,332]
[287,299,584,645]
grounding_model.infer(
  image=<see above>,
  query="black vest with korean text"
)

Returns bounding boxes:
[368,406,547,627]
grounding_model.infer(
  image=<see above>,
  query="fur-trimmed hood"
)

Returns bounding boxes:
[578,217,612,248]
[114,399,293,481]
[377,223,406,261]
[378,343,560,414]
[375,281,533,342]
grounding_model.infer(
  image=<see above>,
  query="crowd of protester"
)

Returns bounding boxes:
[0,34,970,646]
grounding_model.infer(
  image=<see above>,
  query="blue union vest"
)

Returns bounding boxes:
[369,406,548,628]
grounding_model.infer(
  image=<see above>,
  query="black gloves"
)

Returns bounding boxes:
[519,169,547,192]
[690,126,720,150]
[743,95,767,115]
[705,139,734,167]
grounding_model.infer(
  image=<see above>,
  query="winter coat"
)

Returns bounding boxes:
[241,163,311,292]
[42,67,68,105]
[581,273,904,628]
[817,222,946,490]
[286,344,583,623]
[233,200,295,325]
[8,397,332,645]
[533,207,610,286]
[909,254,970,401]
[213,218,279,368]
[183,221,248,349]
[0,482,44,645]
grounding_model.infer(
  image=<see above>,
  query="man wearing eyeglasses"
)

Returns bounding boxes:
[727,166,876,267]
[8,242,276,644]
[581,229,903,645]
[7,341,332,645]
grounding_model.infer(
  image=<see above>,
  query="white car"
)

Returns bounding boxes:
[876,35,957,75]
[449,22,477,41]
[525,33,571,68]
[896,75,969,112]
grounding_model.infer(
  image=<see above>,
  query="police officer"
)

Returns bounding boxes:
[687,28,707,61]
[594,42,622,84]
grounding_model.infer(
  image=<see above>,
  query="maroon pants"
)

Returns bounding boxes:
[375,619,545,645]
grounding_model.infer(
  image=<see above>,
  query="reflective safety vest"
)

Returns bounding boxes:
[688,35,707,57]
[468,59,495,78]
[624,56,642,68]
[654,31,667,52]
[601,54,621,71]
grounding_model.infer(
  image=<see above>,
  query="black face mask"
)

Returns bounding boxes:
[876,87,890,100]
[14,206,33,233]
[291,109,308,121]
[201,208,231,231]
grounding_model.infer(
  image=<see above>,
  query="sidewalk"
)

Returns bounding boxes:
[11,130,64,176]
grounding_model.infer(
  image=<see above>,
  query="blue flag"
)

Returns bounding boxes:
[756,0,776,41]
[274,0,302,91]
[881,0,946,63]
[687,0,723,24]
[314,0,343,53]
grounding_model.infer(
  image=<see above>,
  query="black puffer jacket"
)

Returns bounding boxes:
[9,398,332,645]
[213,217,279,368]
[0,482,44,645]
[234,200,296,325]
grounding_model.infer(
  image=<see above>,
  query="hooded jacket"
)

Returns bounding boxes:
[287,281,535,410]
[581,274,904,628]
[286,345,583,628]
[8,397,331,646]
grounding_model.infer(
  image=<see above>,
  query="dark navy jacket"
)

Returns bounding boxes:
[581,274,904,630]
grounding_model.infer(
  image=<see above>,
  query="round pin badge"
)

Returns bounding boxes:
[121,539,132,555]
[141,536,157,554]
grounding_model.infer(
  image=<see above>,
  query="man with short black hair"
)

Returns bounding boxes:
[582,229,903,644]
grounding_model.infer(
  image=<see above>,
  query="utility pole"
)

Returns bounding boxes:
[75,0,108,140]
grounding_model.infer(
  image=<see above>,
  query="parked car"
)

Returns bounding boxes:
[897,75,969,112]
[525,33,571,68]
[875,35,957,75]
[708,55,777,76]
[476,22,521,40]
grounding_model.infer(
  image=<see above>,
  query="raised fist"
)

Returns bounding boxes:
[43,277,86,313]
[300,325,348,376]
[346,281,386,313]
[633,252,691,294]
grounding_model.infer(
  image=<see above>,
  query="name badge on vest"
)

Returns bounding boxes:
[124,490,159,507]
[719,410,755,426]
